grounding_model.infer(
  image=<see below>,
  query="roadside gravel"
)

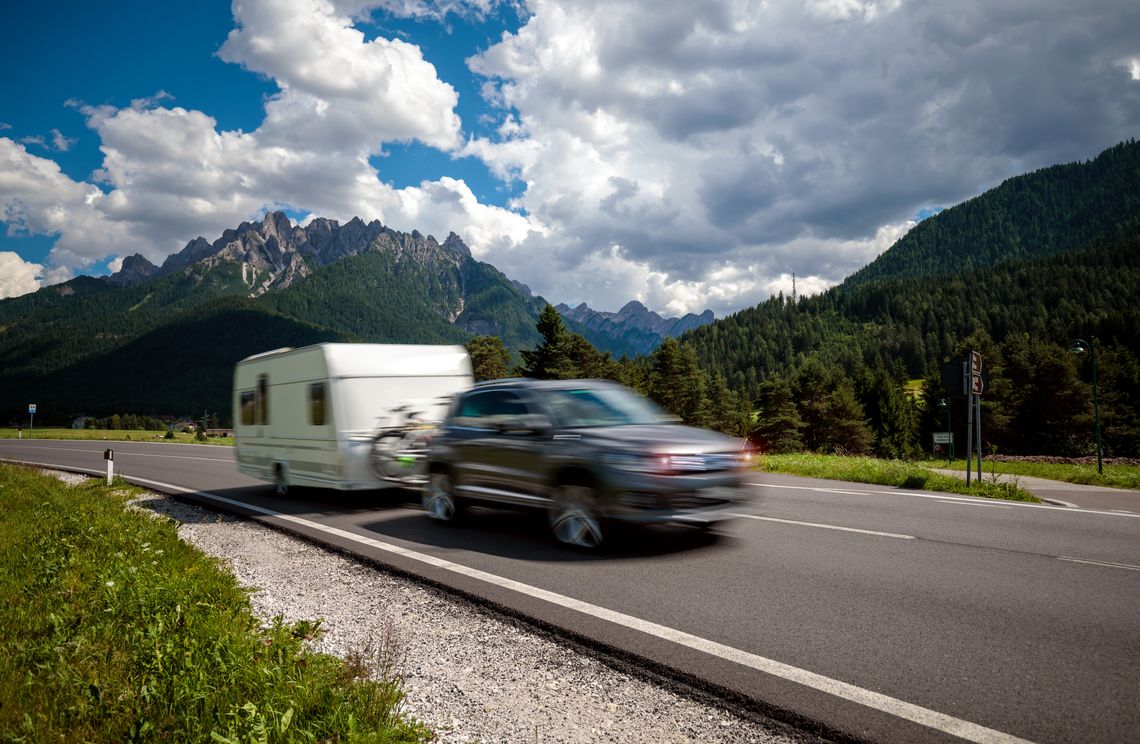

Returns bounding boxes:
[48,471,815,744]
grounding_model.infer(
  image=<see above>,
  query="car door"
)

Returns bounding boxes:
[451,389,550,507]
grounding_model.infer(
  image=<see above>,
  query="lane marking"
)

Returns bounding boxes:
[816,487,871,495]
[2,444,233,463]
[936,501,1012,509]
[732,514,915,540]
[1057,557,1140,572]
[749,482,1140,519]
[114,473,1032,744]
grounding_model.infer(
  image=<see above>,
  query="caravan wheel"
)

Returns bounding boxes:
[274,464,289,496]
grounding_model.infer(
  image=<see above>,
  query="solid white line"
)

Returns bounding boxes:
[4,444,233,463]
[732,513,915,540]
[113,474,1032,744]
[749,482,1140,519]
[816,487,872,495]
[936,501,1012,509]
[1057,557,1140,572]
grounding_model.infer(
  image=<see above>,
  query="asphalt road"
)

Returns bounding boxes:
[3,439,1138,744]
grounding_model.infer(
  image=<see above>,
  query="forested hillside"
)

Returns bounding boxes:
[684,141,1140,458]
[844,139,1140,286]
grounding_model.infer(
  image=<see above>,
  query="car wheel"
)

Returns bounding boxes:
[423,471,461,522]
[274,464,289,496]
[549,482,604,549]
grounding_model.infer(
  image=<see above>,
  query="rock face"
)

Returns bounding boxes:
[556,300,715,355]
[106,254,159,287]
[107,211,476,296]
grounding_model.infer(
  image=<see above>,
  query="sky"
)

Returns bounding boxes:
[1,0,1138,317]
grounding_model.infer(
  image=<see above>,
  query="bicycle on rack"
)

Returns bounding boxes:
[368,399,447,486]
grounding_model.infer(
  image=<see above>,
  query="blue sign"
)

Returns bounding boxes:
[28,404,36,414]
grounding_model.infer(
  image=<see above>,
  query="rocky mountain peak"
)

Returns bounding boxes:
[106,254,159,287]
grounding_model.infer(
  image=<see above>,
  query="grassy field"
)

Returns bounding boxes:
[918,458,1140,490]
[0,464,430,743]
[757,453,1040,502]
[0,427,232,446]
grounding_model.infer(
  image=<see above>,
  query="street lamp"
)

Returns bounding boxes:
[1070,338,1103,475]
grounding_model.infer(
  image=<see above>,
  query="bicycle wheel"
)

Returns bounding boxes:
[370,430,407,478]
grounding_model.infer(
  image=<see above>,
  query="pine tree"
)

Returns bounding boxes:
[752,375,805,453]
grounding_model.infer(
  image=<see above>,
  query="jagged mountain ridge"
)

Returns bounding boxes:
[109,211,473,296]
[556,301,715,356]
[107,210,711,354]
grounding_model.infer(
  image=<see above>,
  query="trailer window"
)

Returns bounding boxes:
[257,374,269,425]
[309,382,326,426]
[240,391,256,426]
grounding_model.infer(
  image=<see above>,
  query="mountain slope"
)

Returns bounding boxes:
[0,212,546,422]
[844,139,1140,288]
[685,140,1140,397]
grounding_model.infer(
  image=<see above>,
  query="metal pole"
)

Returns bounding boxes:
[966,390,974,486]
[1091,340,1103,475]
[976,395,983,482]
[30,412,34,440]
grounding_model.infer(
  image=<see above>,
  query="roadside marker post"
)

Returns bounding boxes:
[28,403,36,439]
[104,449,114,485]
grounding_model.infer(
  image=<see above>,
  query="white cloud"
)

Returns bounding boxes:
[0,252,44,299]
[50,129,77,152]
[457,0,1140,314]
[219,0,462,152]
[2,0,1138,319]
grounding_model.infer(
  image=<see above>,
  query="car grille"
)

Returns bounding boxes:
[667,453,739,472]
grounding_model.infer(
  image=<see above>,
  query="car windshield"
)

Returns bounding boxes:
[543,386,673,428]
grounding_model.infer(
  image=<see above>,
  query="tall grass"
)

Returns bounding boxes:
[0,465,430,743]
[758,453,1039,502]
[919,458,1140,490]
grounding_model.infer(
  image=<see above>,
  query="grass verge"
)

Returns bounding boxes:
[918,459,1140,490]
[758,453,1040,503]
[0,428,232,446]
[0,464,430,743]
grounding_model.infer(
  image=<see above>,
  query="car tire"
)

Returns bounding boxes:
[549,482,605,549]
[423,470,462,523]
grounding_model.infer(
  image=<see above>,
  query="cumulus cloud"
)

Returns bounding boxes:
[0,252,44,299]
[2,0,1138,314]
[218,0,462,152]
[463,0,1140,314]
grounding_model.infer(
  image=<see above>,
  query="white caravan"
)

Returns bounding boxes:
[232,343,473,494]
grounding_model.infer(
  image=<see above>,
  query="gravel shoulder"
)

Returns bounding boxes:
[46,470,814,744]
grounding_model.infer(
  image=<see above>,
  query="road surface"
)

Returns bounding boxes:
[3,439,1138,744]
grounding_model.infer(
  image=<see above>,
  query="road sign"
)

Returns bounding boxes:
[971,373,984,395]
[28,403,36,414]
[970,350,982,376]
[933,432,953,444]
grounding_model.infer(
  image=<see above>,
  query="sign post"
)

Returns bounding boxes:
[28,403,36,440]
[964,351,984,485]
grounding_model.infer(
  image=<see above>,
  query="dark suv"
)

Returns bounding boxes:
[423,379,751,548]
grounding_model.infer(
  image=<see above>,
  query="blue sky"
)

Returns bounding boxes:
[2,1,1138,315]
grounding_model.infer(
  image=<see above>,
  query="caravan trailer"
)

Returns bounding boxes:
[233,343,473,494]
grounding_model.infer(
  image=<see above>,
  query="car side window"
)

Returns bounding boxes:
[454,390,528,429]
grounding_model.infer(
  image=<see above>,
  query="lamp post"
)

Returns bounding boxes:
[1070,338,1103,475]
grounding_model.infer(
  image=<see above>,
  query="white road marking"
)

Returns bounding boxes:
[111,473,1033,744]
[936,501,1012,509]
[5,444,233,463]
[732,513,915,540]
[816,487,871,495]
[1057,557,1140,572]
[749,482,1140,519]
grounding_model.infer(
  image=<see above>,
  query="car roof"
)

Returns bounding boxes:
[468,377,622,393]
